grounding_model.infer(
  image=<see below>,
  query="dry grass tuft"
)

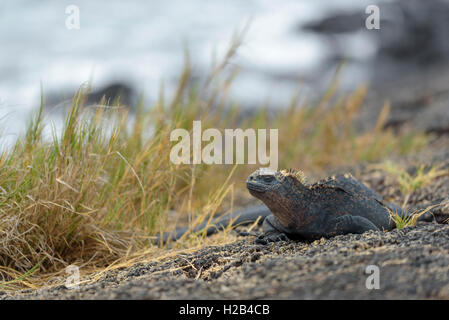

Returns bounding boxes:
[375,162,449,207]
[389,202,446,229]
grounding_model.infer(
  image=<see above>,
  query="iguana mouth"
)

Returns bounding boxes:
[246,181,267,193]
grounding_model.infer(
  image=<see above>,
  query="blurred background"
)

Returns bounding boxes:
[1,0,449,147]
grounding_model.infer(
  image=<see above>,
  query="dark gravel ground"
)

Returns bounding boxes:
[3,223,449,299]
[2,138,449,300]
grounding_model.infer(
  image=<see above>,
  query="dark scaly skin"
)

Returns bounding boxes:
[154,169,429,245]
[246,169,408,244]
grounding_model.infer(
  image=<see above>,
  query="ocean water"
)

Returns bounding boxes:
[0,0,378,148]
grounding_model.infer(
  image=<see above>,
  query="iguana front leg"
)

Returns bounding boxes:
[326,215,380,236]
[255,214,290,244]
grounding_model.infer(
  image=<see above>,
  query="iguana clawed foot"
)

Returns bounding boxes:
[255,232,289,245]
[235,228,289,244]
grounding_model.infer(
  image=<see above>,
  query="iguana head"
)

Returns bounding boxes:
[246,168,308,227]
[247,168,305,192]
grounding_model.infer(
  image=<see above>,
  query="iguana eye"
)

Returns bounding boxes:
[263,176,275,183]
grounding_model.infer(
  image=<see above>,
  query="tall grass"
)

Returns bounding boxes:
[0,39,427,289]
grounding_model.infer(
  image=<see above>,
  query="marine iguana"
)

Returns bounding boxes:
[154,168,427,245]
[246,168,410,243]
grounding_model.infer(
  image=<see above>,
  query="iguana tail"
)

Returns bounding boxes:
[153,205,271,245]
